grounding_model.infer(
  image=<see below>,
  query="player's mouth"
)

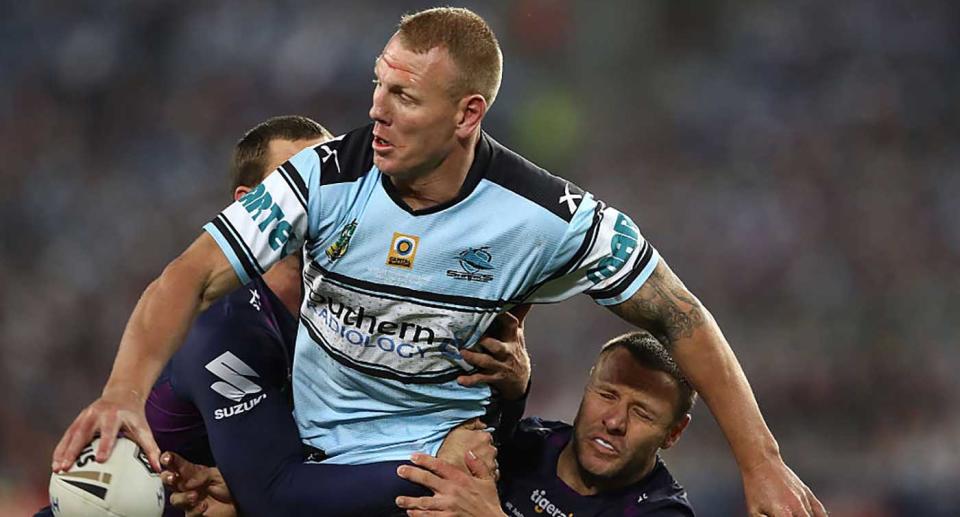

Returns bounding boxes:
[372,134,394,152]
[589,436,619,455]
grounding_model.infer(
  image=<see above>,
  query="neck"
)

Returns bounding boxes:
[556,439,656,496]
[261,255,302,316]
[390,131,479,211]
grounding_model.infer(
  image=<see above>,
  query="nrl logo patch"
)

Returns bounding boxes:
[326,220,358,261]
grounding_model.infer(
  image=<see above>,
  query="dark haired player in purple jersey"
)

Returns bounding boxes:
[395,330,696,517]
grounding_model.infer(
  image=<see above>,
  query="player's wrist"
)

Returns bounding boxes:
[736,441,783,475]
[101,384,148,405]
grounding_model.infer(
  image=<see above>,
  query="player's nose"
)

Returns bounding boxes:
[369,88,390,124]
[601,405,627,435]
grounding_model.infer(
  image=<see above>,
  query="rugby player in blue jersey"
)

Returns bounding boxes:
[143,116,517,516]
[54,7,823,516]
[395,330,696,517]
[41,116,511,517]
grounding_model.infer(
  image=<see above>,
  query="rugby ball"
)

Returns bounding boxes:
[49,437,164,517]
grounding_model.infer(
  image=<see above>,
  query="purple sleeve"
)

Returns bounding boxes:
[172,322,425,516]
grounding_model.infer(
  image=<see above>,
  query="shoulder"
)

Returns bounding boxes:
[515,417,572,436]
[313,124,375,186]
[181,280,279,358]
[504,418,571,458]
[481,133,586,223]
[621,457,695,516]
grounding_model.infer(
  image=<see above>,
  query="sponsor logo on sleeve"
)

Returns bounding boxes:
[238,183,295,251]
[386,232,420,269]
[586,212,639,283]
[205,352,267,420]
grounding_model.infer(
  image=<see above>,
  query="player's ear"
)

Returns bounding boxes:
[660,413,691,450]
[234,185,253,202]
[455,94,486,138]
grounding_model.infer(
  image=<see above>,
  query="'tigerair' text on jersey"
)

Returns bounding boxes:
[203,125,660,464]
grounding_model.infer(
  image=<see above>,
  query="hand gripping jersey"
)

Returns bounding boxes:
[204,125,660,464]
[500,418,695,517]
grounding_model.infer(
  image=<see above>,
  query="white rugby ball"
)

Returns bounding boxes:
[49,437,164,517]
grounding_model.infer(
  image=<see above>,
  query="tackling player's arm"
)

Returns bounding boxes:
[608,259,825,517]
[52,232,239,473]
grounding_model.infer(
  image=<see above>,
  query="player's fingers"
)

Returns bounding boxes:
[473,336,509,360]
[410,452,462,480]
[459,349,500,370]
[53,422,85,471]
[128,420,162,472]
[180,466,214,491]
[407,510,449,517]
[496,310,520,334]
[185,499,208,517]
[52,412,88,469]
[93,411,122,464]
[455,417,485,431]
[395,495,446,511]
[456,372,499,388]
[397,464,446,492]
[170,490,200,510]
[807,488,828,517]
[465,450,496,481]
[94,411,120,462]
[60,420,97,471]
[508,303,532,325]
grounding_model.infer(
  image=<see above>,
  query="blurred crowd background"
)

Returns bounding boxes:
[2,1,958,515]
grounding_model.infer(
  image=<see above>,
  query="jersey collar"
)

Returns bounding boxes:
[380,131,492,216]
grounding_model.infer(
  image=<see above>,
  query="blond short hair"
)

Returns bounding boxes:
[397,7,503,106]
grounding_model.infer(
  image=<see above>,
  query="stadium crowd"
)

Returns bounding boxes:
[1,1,958,515]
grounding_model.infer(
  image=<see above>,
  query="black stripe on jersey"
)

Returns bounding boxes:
[219,215,266,275]
[212,215,264,278]
[482,133,585,223]
[589,240,655,301]
[304,268,499,314]
[307,262,503,310]
[316,125,376,186]
[279,162,308,211]
[508,203,605,304]
[300,316,464,384]
[563,201,605,275]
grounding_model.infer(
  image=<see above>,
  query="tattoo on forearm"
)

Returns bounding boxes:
[613,263,705,345]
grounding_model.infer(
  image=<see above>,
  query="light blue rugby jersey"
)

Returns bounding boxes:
[203,124,660,464]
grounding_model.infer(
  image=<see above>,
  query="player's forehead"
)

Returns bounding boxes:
[375,36,455,89]
[262,137,326,178]
[592,349,681,415]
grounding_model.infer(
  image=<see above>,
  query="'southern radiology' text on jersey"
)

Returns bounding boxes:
[204,124,660,463]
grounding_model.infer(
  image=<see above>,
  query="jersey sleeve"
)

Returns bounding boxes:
[523,193,660,306]
[173,320,427,516]
[203,145,320,285]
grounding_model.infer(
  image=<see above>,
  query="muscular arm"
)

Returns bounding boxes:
[608,259,778,470]
[53,232,240,471]
[108,233,240,397]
